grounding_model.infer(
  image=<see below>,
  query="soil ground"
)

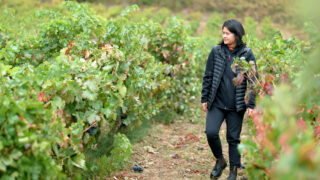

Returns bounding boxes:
[107,107,251,180]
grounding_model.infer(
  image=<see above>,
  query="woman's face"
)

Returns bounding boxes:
[222,27,236,45]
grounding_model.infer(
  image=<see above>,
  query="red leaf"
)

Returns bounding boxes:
[188,169,200,174]
[279,74,289,83]
[37,92,50,102]
[307,109,314,114]
[250,110,266,144]
[265,82,273,95]
[184,133,199,142]
[37,92,44,102]
[237,74,244,86]
[297,117,307,131]
[65,41,73,55]
[279,132,292,153]
[267,74,275,82]
[65,47,70,55]
[84,50,89,60]
[262,81,267,90]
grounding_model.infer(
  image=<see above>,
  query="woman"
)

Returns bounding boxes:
[201,19,258,180]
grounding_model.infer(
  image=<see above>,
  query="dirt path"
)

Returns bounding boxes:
[107,107,250,180]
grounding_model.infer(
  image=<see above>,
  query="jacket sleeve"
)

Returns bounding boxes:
[201,48,215,103]
[246,49,259,109]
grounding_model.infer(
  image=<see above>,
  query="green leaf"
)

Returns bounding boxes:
[0,160,6,172]
[1,156,13,166]
[10,150,22,160]
[42,80,53,89]
[71,122,83,135]
[83,90,97,101]
[90,100,102,110]
[52,96,65,110]
[84,80,98,92]
[101,108,112,118]
[87,112,100,124]
[71,154,86,169]
[119,85,127,97]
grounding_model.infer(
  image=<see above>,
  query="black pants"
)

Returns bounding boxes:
[205,105,245,170]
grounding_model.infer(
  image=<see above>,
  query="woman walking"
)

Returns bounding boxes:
[201,19,258,180]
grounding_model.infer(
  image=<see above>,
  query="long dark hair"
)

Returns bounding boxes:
[218,19,246,47]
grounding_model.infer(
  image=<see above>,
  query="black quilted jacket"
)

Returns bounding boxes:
[201,44,258,112]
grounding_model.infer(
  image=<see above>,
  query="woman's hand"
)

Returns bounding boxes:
[246,108,255,116]
[202,102,208,112]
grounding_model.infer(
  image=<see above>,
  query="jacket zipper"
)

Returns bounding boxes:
[225,55,231,110]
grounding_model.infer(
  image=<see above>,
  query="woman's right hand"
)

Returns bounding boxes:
[202,102,207,112]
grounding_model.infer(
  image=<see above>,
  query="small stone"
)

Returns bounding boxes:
[133,165,144,172]
[198,147,204,151]
[143,146,159,154]
[172,154,180,159]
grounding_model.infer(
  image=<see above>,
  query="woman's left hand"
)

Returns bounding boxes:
[246,108,255,117]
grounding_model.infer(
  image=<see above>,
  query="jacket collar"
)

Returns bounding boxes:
[219,44,248,59]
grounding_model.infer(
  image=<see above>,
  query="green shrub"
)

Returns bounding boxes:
[186,12,202,35]
[244,16,257,37]
[0,2,206,178]
[205,12,224,36]
[261,16,280,40]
